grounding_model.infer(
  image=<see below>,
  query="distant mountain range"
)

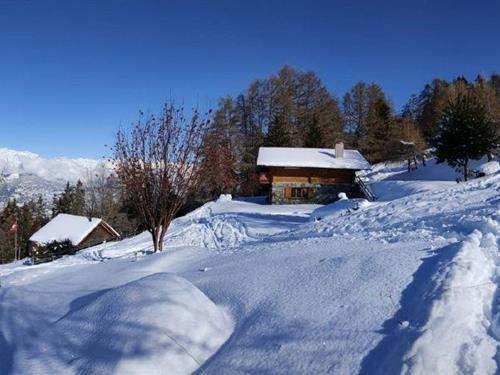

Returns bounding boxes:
[0,148,108,206]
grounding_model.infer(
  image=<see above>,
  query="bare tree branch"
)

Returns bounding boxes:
[112,103,209,252]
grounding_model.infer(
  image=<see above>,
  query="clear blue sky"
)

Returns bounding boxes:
[1,0,498,158]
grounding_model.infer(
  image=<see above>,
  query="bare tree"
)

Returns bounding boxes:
[84,163,113,218]
[394,117,428,171]
[113,104,210,252]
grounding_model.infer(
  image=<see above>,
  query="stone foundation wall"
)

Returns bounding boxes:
[271,182,361,204]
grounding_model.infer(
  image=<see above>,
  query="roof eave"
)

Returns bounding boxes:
[257,164,370,170]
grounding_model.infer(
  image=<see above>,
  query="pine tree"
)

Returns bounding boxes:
[360,98,399,162]
[489,74,500,98]
[304,116,323,148]
[402,94,420,123]
[433,94,499,181]
[52,182,74,217]
[265,112,291,147]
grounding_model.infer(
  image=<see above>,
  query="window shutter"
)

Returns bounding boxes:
[284,187,292,199]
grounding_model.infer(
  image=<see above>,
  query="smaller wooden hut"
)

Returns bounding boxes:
[29,213,120,263]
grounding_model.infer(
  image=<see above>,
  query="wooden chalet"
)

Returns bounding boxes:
[257,143,372,204]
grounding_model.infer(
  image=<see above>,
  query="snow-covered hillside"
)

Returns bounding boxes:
[0,157,498,374]
[0,148,106,205]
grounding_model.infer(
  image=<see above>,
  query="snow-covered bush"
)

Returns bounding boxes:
[476,160,499,176]
[217,194,232,202]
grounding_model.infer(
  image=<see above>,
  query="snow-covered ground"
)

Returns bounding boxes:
[0,157,498,374]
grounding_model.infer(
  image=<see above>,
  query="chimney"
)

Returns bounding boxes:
[335,142,344,158]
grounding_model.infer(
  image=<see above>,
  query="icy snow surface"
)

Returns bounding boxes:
[0,157,499,374]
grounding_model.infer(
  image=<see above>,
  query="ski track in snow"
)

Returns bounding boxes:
[0,159,499,374]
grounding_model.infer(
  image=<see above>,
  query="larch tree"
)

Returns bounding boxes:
[113,104,210,252]
[342,82,388,148]
[343,82,397,162]
[413,79,450,141]
[199,97,240,200]
[394,117,427,171]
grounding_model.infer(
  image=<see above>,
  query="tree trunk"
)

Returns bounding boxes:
[155,226,163,252]
[463,161,468,182]
[158,223,170,252]
[151,229,158,252]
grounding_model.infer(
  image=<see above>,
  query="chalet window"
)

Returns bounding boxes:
[286,187,315,199]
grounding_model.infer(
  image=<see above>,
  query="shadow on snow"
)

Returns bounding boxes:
[359,242,461,375]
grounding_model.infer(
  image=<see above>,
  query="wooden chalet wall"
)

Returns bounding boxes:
[77,223,119,250]
[269,167,355,184]
[260,166,363,204]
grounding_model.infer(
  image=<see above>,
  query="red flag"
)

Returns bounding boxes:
[9,222,17,234]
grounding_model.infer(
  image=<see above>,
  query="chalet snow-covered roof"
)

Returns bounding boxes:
[30,213,119,246]
[256,147,371,170]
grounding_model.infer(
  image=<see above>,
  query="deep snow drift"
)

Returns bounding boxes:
[0,157,499,374]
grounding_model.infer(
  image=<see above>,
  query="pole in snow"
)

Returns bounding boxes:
[10,220,18,261]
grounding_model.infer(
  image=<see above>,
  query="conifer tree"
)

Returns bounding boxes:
[52,182,74,217]
[433,94,498,181]
[265,113,291,147]
[360,98,399,162]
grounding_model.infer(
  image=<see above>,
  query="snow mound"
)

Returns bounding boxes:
[476,161,500,176]
[310,198,371,220]
[338,192,348,200]
[19,273,233,375]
